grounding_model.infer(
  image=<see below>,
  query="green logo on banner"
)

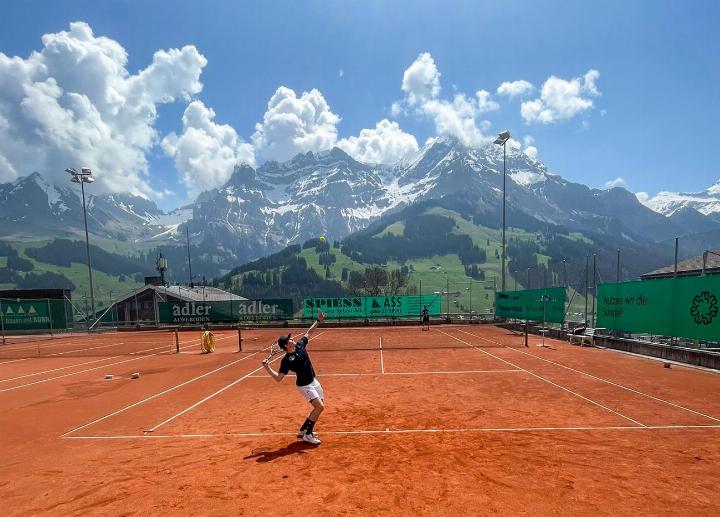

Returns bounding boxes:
[495,287,566,323]
[303,295,441,319]
[597,276,720,341]
[690,291,718,326]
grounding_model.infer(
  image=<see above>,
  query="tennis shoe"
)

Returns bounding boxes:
[302,432,321,445]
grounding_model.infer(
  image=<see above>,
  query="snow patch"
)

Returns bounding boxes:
[509,170,546,188]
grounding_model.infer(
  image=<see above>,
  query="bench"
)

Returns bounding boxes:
[568,327,605,346]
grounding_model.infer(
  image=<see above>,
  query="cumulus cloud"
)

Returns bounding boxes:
[401,52,441,105]
[475,90,500,113]
[604,177,626,188]
[521,69,600,124]
[162,101,255,195]
[394,53,501,147]
[252,86,340,163]
[421,94,492,147]
[337,119,418,164]
[0,21,207,196]
[496,80,534,98]
[635,192,649,204]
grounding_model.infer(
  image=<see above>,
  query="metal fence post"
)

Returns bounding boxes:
[0,298,5,345]
[47,298,53,336]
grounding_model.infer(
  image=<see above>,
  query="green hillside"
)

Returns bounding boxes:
[217,205,597,322]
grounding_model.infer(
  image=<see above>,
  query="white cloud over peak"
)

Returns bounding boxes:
[496,80,534,98]
[421,94,492,147]
[401,52,441,105]
[395,53,499,147]
[162,101,255,196]
[252,86,340,163]
[0,21,207,196]
[521,69,601,124]
[604,177,626,188]
[337,119,418,165]
[635,192,649,204]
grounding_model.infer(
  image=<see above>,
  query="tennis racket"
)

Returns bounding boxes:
[262,341,284,365]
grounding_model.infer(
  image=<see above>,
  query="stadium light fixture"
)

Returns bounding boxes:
[66,166,96,329]
[494,130,511,293]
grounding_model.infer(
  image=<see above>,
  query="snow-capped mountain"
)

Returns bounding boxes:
[642,180,720,218]
[2,137,718,265]
[0,172,187,242]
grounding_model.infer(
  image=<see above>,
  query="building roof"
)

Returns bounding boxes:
[115,285,247,303]
[641,249,720,279]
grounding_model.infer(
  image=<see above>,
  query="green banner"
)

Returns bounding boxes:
[158,299,293,324]
[303,295,442,319]
[495,287,566,323]
[597,277,720,341]
[0,299,71,331]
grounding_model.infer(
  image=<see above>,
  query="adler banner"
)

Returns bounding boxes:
[597,277,720,341]
[158,299,293,324]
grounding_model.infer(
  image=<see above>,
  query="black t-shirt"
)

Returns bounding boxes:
[421,308,429,319]
[278,336,316,386]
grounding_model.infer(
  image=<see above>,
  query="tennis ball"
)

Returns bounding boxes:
[319,236,326,242]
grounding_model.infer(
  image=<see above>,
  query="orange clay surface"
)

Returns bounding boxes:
[1,325,719,516]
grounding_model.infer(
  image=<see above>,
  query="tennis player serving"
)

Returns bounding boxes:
[262,309,326,445]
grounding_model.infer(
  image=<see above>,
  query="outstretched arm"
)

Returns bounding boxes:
[304,309,325,339]
[262,361,286,383]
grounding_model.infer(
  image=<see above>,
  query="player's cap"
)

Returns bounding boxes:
[277,333,292,350]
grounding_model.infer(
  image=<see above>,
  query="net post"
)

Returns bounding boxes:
[174,328,180,353]
[524,321,529,348]
[237,326,243,352]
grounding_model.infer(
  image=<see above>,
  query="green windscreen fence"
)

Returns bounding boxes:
[0,298,73,332]
[158,299,294,324]
[597,276,720,341]
[495,287,566,323]
[303,295,442,319]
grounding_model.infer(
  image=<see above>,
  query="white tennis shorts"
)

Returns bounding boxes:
[296,378,324,403]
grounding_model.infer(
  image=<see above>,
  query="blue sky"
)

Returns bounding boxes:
[1,0,718,211]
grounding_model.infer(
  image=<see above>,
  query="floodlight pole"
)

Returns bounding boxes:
[526,268,531,289]
[67,167,96,328]
[502,141,506,292]
[494,130,510,293]
[80,178,96,325]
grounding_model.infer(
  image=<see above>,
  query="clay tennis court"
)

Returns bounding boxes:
[1,324,719,515]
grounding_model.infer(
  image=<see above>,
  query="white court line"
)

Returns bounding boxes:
[144,330,326,433]
[246,369,523,378]
[61,423,720,440]
[454,327,720,424]
[61,348,264,437]
[379,336,384,374]
[0,356,121,383]
[0,334,222,383]
[436,329,646,427]
[0,358,29,366]
[0,334,233,393]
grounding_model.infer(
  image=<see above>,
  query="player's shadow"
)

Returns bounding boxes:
[244,441,315,463]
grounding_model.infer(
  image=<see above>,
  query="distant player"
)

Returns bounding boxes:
[262,310,325,445]
[200,323,215,353]
[421,305,430,331]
